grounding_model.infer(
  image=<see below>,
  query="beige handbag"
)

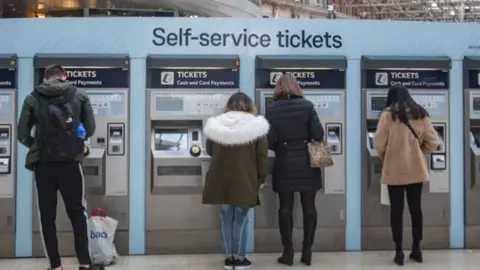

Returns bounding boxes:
[307,140,334,168]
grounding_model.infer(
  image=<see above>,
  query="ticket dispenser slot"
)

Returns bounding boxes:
[107,123,125,156]
[83,136,107,195]
[326,124,342,154]
[0,126,11,175]
[431,124,447,171]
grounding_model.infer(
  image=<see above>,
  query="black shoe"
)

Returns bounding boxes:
[394,251,404,266]
[235,258,252,270]
[277,250,294,266]
[409,249,423,263]
[301,249,312,266]
[79,264,105,270]
[224,257,235,270]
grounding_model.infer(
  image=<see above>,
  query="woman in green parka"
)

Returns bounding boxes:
[202,92,269,270]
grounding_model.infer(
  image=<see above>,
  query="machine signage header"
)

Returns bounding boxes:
[365,69,449,89]
[256,69,345,89]
[468,70,480,88]
[149,68,239,89]
[0,69,16,89]
[37,68,129,88]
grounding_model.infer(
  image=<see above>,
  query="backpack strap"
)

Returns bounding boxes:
[65,86,77,102]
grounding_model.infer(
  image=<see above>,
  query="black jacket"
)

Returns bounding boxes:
[17,79,96,171]
[265,96,325,193]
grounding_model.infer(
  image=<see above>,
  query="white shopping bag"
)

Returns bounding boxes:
[380,184,390,206]
[88,208,119,266]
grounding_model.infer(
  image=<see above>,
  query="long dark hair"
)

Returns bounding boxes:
[385,85,429,123]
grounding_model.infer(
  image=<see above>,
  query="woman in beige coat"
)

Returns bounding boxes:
[374,85,438,266]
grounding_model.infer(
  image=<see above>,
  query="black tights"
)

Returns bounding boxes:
[388,183,423,249]
[278,191,317,251]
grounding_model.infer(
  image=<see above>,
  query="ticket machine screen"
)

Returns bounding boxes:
[153,129,188,151]
[155,96,184,112]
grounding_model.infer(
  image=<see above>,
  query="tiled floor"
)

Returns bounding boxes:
[1,250,480,269]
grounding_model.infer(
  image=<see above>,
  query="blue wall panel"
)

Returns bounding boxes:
[1,18,479,255]
[449,60,465,248]
[128,58,147,254]
[15,57,34,257]
[345,59,362,250]
[239,55,256,253]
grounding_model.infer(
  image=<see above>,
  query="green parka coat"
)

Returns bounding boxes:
[202,111,269,208]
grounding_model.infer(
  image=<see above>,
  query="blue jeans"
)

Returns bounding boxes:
[220,204,250,258]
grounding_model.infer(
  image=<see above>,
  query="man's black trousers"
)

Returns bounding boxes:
[34,161,91,269]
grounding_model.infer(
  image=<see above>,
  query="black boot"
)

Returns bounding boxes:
[394,250,404,266]
[393,242,404,266]
[277,209,294,266]
[277,249,294,266]
[409,242,423,263]
[300,212,316,266]
[300,241,312,266]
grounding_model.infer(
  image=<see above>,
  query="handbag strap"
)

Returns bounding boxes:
[404,121,419,141]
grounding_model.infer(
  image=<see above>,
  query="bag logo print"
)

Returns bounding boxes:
[90,231,108,239]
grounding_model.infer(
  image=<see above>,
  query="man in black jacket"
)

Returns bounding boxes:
[17,64,101,270]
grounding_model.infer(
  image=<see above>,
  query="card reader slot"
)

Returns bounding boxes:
[107,123,125,156]
[325,123,342,155]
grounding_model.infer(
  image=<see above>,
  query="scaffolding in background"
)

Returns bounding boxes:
[337,0,480,22]
[266,0,480,21]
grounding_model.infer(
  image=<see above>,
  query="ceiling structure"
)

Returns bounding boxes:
[336,0,480,22]
[0,0,260,17]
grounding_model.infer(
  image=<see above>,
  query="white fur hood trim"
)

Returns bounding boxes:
[204,111,270,146]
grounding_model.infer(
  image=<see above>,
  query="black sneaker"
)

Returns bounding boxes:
[235,258,252,270]
[224,257,235,270]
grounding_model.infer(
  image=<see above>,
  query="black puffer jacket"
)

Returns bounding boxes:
[265,96,325,193]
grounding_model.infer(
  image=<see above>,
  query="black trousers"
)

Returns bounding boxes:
[34,161,91,268]
[278,191,317,251]
[388,183,423,247]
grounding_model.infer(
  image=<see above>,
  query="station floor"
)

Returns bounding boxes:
[0,250,479,269]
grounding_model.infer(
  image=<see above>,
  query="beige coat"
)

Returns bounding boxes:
[374,110,439,186]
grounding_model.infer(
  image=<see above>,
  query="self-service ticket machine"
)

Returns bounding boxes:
[361,56,450,250]
[254,55,346,252]
[146,55,239,254]
[0,55,17,257]
[464,56,480,248]
[32,55,130,255]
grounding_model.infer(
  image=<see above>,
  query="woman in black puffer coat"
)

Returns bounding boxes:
[265,74,324,267]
